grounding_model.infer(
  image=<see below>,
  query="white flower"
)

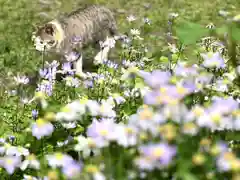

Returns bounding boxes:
[169,13,179,18]
[130,29,140,36]
[99,100,116,118]
[23,174,39,180]
[61,122,76,129]
[64,76,80,87]
[74,135,99,158]
[93,172,106,180]
[5,146,29,157]
[20,154,40,170]
[86,100,100,116]
[14,75,29,85]
[127,15,137,22]
[56,100,86,122]
[46,153,73,168]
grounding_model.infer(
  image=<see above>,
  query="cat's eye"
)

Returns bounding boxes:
[48,40,55,45]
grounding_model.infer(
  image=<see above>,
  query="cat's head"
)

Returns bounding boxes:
[32,22,62,52]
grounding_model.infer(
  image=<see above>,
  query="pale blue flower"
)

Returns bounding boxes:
[139,142,176,166]
[143,70,171,89]
[201,52,226,68]
[32,109,38,120]
[32,119,54,140]
[62,160,82,179]
[87,118,118,148]
[65,51,80,62]
[0,156,22,174]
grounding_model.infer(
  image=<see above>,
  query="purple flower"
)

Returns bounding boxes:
[39,68,48,78]
[134,156,155,171]
[62,62,73,75]
[0,138,5,144]
[87,118,118,148]
[174,62,198,77]
[201,52,226,68]
[115,123,138,147]
[32,109,38,120]
[143,70,171,89]
[143,90,160,105]
[32,118,54,140]
[83,80,94,88]
[8,135,15,143]
[129,106,166,135]
[144,83,193,105]
[139,143,176,166]
[0,156,22,174]
[216,151,238,172]
[65,52,80,62]
[122,59,137,68]
[211,97,239,115]
[37,80,53,96]
[62,161,82,178]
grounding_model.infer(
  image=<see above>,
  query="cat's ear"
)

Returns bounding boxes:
[44,24,54,35]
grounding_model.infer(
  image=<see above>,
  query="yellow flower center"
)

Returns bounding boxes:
[176,86,187,95]
[36,118,47,127]
[193,107,204,117]
[6,159,13,165]
[224,152,235,161]
[125,127,134,134]
[55,153,63,160]
[139,108,153,120]
[160,87,167,94]
[231,160,240,171]
[184,122,196,131]
[192,153,206,165]
[232,110,240,116]
[85,165,98,173]
[200,138,211,146]
[152,148,163,158]
[139,132,148,140]
[88,139,96,148]
[99,129,108,136]
[211,113,221,124]
[207,52,213,58]
[47,170,58,180]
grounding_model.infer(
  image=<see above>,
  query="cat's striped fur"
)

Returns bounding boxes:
[32,5,122,76]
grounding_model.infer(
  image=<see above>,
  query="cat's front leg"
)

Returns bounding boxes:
[74,53,87,79]
[94,46,110,65]
[93,36,115,65]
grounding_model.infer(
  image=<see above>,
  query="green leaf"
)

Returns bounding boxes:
[231,23,240,42]
[175,21,209,45]
[182,172,199,180]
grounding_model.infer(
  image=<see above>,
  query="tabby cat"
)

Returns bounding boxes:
[32,5,123,76]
